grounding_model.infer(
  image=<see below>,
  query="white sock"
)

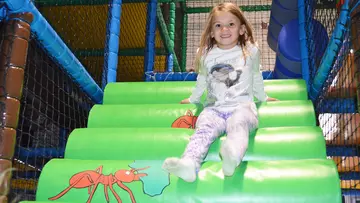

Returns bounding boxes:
[162,157,197,182]
[220,145,238,176]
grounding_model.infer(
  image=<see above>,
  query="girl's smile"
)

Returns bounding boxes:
[211,11,245,49]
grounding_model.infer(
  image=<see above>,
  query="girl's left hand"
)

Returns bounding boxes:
[266,97,279,102]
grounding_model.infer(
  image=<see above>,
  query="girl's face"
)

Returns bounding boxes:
[210,11,246,49]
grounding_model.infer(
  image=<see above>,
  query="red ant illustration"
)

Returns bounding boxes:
[48,165,149,203]
[171,110,198,129]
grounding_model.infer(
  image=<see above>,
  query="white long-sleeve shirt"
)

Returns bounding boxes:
[189,43,268,108]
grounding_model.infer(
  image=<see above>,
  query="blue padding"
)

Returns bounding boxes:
[278,51,302,72]
[340,172,360,180]
[2,0,25,11]
[272,70,279,79]
[342,190,360,196]
[278,19,301,61]
[145,71,273,81]
[298,0,310,89]
[318,98,356,113]
[167,54,173,72]
[3,0,103,103]
[16,147,65,158]
[341,189,360,198]
[267,0,298,51]
[274,57,302,79]
[144,0,157,75]
[279,19,328,62]
[0,6,7,21]
[276,18,328,80]
[269,15,282,31]
[262,70,274,79]
[267,33,277,52]
[145,72,198,81]
[102,0,122,89]
[267,16,281,51]
[277,0,298,10]
[309,1,350,100]
[326,146,358,156]
[271,0,298,25]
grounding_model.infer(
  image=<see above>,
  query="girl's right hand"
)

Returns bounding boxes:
[266,97,279,102]
[180,98,191,104]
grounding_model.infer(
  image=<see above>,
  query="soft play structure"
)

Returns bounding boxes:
[0,0,358,202]
[21,80,341,202]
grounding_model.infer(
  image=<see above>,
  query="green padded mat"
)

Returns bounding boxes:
[87,100,316,128]
[65,126,326,161]
[34,159,341,203]
[103,79,308,104]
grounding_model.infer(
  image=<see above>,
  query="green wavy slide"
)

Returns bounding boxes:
[21,79,341,203]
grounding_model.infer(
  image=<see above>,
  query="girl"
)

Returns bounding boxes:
[162,2,277,182]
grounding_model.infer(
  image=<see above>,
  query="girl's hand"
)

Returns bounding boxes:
[180,98,191,104]
[266,97,278,102]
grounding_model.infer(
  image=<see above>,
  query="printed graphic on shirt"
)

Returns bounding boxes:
[210,63,242,88]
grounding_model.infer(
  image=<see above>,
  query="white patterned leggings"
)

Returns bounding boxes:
[182,102,259,170]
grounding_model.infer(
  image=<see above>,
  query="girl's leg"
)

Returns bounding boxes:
[162,108,226,182]
[220,103,258,176]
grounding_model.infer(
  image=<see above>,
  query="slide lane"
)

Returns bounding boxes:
[64,127,327,161]
[33,159,340,203]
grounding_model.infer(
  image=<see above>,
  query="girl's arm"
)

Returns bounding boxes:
[188,63,207,104]
[251,46,269,102]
